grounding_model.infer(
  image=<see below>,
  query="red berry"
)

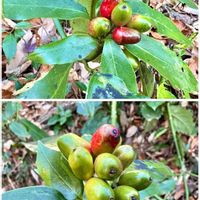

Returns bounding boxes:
[91,124,121,157]
[100,0,121,19]
[112,27,141,45]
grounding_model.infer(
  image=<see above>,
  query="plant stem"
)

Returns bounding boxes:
[90,0,98,19]
[53,18,66,39]
[111,102,117,126]
[167,103,189,200]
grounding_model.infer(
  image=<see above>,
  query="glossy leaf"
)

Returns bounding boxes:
[70,0,92,34]
[3,34,17,61]
[157,83,177,99]
[9,121,30,140]
[15,21,33,29]
[126,35,197,93]
[129,160,174,182]
[28,35,99,65]
[86,73,145,99]
[19,118,49,140]
[139,64,154,97]
[23,136,60,152]
[2,186,66,200]
[36,142,83,200]
[2,102,22,123]
[146,102,165,110]
[140,179,176,199]
[76,0,93,16]
[70,18,89,34]
[168,105,196,135]
[101,39,138,93]
[3,0,89,20]
[76,102,101,117]
[140,103,162,121]
[127,0,191,45]
[17,64,72,99]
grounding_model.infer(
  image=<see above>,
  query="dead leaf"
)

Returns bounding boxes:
[37,18,57,44]
[6,30,34,75]
[185,57,198,80]
[2,80,15,98]
[126,126,138,138]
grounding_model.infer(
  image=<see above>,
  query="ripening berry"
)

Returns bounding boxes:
[112,27,141,45]
[127,14,152,33]
[100,0,122,19]
[91,124,121,157]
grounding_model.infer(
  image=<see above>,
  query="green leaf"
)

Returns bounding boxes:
[3,34,17,61]
[76,0,93,15]
[86,73,146,99]
[28,35,99,65]
[168,105,196,135]
[129,160,174,182]
[19,118,48,140]
[146,102,165,110]
[48,115,60,126]
[36,142,83,200]
[76,102,101,117]
[70,18,89,34]
[22,136,60,152]
[101,39,138,93]
[127,0,191,45]
[14,29,25,39]
[3,0,89,20]
[2,102,22,123]
[17,64,72,99]
[15,21,32,29]
[139,64,154,97]
[2,186,66,200]
[178,0,198,9]
[81,110,111,134]
[140,179,176,199]
[140,103,163,121]
[157,83,177,99]
[126,35,197,93]
[9,121,30,140]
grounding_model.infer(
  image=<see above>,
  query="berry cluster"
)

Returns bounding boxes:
[88,0,151,45]
[57,124,152,200]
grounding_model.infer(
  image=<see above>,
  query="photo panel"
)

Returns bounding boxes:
[2,101,198,199]
[2,0,198,99]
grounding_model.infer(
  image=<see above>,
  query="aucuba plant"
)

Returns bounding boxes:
[2,0,198,99]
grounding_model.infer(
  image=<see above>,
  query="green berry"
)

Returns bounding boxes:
[57,133,91,159]
[85,178,115,200]
[88,17,111,38]
[113,145,137,168]
[111,3,132,26]
[95,153,123,180]
[127,15,152,33]
[68,147,93,180]
[114,186,140,200]
[123,49,140,71]
[118,170,152,191]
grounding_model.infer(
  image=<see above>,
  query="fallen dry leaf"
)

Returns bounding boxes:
[5,30,34,75]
